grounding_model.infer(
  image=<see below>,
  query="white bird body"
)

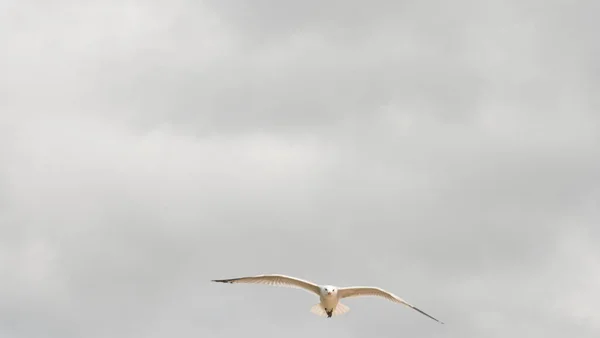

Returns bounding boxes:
[313,285,343,317]
[212,274,443,323]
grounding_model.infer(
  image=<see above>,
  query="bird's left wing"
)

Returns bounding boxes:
[338,286,444,324]
[212,274,321,295]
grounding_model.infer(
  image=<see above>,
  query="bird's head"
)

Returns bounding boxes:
[321,285,337,297]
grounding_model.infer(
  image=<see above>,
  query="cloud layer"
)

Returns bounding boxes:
[1,0,599,338]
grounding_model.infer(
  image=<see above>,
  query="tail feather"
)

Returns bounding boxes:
[334,302,350,315]
[310,304,328,317]
[310,303,351,317]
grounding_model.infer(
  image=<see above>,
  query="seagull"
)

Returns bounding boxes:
[211,273,443,323]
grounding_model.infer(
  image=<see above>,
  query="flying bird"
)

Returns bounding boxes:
[211,273,443,323]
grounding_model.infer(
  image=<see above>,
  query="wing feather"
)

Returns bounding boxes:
[212,274,321,295]
[338,286,444,324]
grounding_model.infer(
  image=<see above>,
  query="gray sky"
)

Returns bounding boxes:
[1,0,599,337]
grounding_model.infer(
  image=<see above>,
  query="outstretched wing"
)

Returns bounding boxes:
[212,274,321,295]
[338,286,444,324]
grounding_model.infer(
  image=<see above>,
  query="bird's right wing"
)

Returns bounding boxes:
[212,274,321,295]
[338,286,444,324]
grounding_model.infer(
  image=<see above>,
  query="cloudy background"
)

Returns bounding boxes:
[1,0,599,337]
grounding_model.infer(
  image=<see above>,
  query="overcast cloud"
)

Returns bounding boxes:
[1,0,599,337]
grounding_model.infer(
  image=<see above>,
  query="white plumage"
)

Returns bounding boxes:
[212,273,443,323]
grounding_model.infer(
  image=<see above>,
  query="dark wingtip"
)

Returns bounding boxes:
[413,306,444,324]
[211,279,234,283]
